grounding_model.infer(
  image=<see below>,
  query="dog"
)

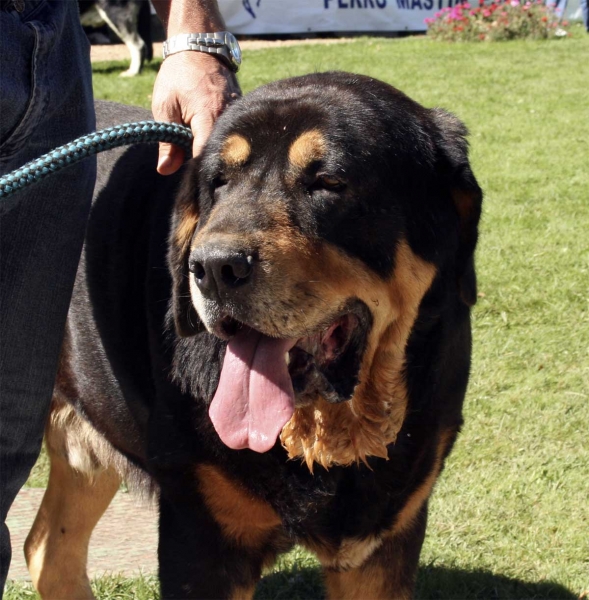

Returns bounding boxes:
[78,0,153,77]
[24,72,482,599]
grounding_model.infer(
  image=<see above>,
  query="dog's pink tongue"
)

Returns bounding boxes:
[209,328,296,453]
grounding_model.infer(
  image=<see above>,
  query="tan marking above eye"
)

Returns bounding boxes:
[221,133,251,166]
[289,129,326,170]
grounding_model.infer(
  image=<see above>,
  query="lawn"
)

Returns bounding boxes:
[7,25,589,600]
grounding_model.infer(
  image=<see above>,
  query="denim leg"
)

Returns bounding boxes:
[581,0,589,30]
[546,0,568,19]
[0,0,95,591]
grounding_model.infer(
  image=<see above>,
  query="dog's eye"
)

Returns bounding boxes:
[313,174,345,192]
[212,175,228,190]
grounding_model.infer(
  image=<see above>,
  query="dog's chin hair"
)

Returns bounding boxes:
[46,400,158,507]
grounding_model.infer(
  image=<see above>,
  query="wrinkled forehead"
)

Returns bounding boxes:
[218,128,331,175]
[206,98,336,172]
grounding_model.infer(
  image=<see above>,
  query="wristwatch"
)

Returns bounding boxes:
[163,32,242,73]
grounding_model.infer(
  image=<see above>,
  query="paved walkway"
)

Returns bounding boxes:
[6,488,158,581]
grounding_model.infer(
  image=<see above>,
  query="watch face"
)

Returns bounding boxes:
[227,35,242,65]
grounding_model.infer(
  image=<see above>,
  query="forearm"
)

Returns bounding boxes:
[152,0,225,36]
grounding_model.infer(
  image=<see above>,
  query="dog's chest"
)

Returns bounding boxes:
[219,452,396,544]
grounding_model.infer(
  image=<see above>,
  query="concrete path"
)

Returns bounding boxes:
[6,488,158,581]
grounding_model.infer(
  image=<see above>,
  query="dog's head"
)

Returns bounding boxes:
[169,72,482,469]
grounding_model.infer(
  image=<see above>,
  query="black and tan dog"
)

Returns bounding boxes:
[24,73,482,599]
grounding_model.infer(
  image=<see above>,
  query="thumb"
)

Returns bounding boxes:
[157,139,185,176]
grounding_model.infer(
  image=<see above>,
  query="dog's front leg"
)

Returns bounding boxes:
[323,504,428,600]
[157,488,272,600]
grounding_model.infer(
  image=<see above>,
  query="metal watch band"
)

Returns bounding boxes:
[162,32,240,72]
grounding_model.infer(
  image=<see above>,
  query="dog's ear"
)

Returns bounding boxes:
[431,109,483,307]
[168,161,203,336]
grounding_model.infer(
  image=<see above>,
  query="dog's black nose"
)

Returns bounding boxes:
[189,246,254,297]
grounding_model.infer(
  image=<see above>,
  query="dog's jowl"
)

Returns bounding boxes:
[25,72,482,600]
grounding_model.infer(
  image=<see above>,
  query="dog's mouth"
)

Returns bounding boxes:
[208,300,371,453]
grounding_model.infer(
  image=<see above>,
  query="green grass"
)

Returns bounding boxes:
[8,25,588,599]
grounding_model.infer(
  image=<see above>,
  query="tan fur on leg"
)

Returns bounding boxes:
[229,585,256,600]
[323,507,430,600]
[25,403,121,599]
[25,453,120,599]
[324,565,411,600]
[323,539,414,600]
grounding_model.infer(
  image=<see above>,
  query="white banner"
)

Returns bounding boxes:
[219,0,463,34]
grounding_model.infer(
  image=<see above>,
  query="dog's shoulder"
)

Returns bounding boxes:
[62,102,185,449]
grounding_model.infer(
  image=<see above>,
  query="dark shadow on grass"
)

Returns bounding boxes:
[92,61,161,75]
[255,563,577,600]
[255,566,324,600]
[415,564,577,600]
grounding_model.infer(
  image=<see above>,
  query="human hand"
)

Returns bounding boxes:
[152,51,240,175]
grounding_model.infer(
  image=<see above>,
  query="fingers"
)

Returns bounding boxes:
[190,111,215,159]
[152,52,241,176]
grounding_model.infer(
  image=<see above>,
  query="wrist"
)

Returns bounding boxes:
[163,32,242,73]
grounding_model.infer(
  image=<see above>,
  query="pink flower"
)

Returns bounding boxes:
[510,0,519,6]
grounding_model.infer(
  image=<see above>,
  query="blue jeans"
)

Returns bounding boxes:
[546,0,568,18]
[0,0,95,591]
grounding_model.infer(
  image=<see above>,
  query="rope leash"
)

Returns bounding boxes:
[0,121,193,201]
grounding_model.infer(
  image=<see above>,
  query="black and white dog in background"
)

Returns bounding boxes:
[78,0,153,77]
